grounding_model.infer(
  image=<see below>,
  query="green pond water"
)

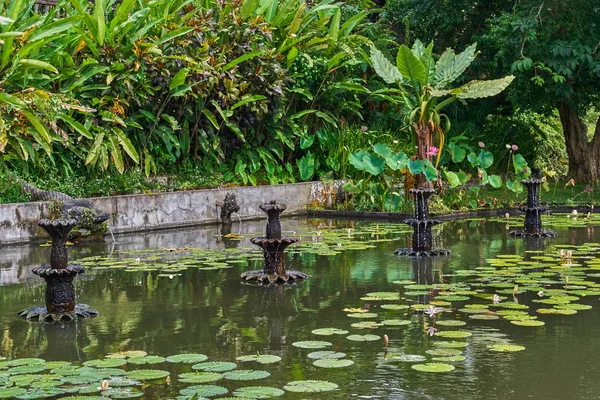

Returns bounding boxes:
[1,215,600,400]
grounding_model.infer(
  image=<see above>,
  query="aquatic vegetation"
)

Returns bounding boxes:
[411,363,455,373]
[312,359,354,368]
[487,344,526,353]
[283,380,339,393]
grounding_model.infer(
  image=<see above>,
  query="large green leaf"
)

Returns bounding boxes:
[114,128,139,163]
[18,59,58,74]
[349,151,385,176]
[297,152,315,180]
[27,16,80,42]
[370,46,402,84]
[433,43,477,89]
[478,150,494,168]
[396,45,426,84]
[222,50,265,71]
[445,171,460,188]
[488,174,502,188]
[454,76,515,99]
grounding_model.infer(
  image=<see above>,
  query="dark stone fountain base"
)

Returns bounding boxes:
[241,236,308,284]
[509,229,557,238]
[19,304,98,323]
[394,248,451,257]
[240,270,309,284]
[19,264,98,322]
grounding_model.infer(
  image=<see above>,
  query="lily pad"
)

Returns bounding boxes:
[390,354,426,362]
[283,380,338,393]
[411,363,455,373]
[106,351,147,359]
[236,355,281,365]
[435,320,467,327]
[83,359,127,368]
[232,386,284,398]
[435,330,473,339]
[166,353,208,364]
[510,320,545,327]
[381,319,411,326]
[177,372,223,383]
[223,370,270,381]
[350,321,383,329]
[346,334,380,342]
[312,359,354,368]
[192,362,237,372]
[311,328,349,336]
[127,356,165,365]
[100,388,143,399]
[179,385,228,397]
[380,304,410,310]
[347,312,378,319]
[292,341,331,349]
[488,344,526,352]
[7,359,45,367]
[125,369,170,381]
[425,349,462,357]
[306,351,346,360]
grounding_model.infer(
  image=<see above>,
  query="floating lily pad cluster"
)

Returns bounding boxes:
[0,350,339,399]
[73,225,410,275]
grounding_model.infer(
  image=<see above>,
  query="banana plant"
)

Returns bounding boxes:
[370,40,515,188]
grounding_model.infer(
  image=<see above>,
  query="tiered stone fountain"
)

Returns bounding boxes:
[241,201,308,284]
[394,188,450,257]
[510,178,557,237]
[19,219,98,322]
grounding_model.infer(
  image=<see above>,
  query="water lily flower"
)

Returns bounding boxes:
[572,210,578,216]
[537,291,544,297]
[99,380,110,391]
[479,141,485,148]
[135,258,140,263]
[427,326,437,337]
[511,144,518,151]
[513,284,519,294]
[425,305,442,317]
[383,334,389,348]
[337,243,342,247]
[492,294,500,304]
[426,146,439,157]
[505,213,510,219]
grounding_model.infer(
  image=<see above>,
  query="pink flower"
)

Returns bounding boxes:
[361,126,368,132]
[492,294,500,304]
[426,305,442,317]
[479,142,485,148]
[427,326,437,337]
[426,146,439,157]
[511,144,518,151]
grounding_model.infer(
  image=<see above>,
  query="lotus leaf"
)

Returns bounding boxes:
[511,320,545,327]
[83,359,127,368]
[232,386,285,398]
[435,330,473,339]
[125,370,170,381]
[177,372,223,383]
[127,356,165,365]
[283,380,339,393]
[436,320,467,327]
[306,351,347,360]
[179,385,228,397]
[192,362,237,372]
[411,363,455,373]
[236,355,281,365]
[223,370,270,381]
[311,328,349,336]
[292,341,331,349]
[346,334,381,342]
[166,353,208,364]
[313,359,354,368]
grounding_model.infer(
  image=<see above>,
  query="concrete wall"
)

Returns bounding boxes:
[0,182,322,245]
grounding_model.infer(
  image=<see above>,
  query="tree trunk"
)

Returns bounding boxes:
[557,101,600,183]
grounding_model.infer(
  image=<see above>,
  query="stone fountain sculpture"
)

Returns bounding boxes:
[510,178,557,237]
[19,219,99,322]
[394,188,450,257]
[241,201,308,284]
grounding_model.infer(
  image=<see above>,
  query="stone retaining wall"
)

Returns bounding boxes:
[0,182,325,245]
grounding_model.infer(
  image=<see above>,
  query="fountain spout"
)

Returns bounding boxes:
[510,179,557,237]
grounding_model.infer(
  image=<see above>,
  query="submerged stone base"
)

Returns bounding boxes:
[240,270,309,285]
[394,248,451,258]
[18,304,98,323]
[509,229,557,238]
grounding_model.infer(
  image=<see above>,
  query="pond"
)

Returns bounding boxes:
[1,215,600,399]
